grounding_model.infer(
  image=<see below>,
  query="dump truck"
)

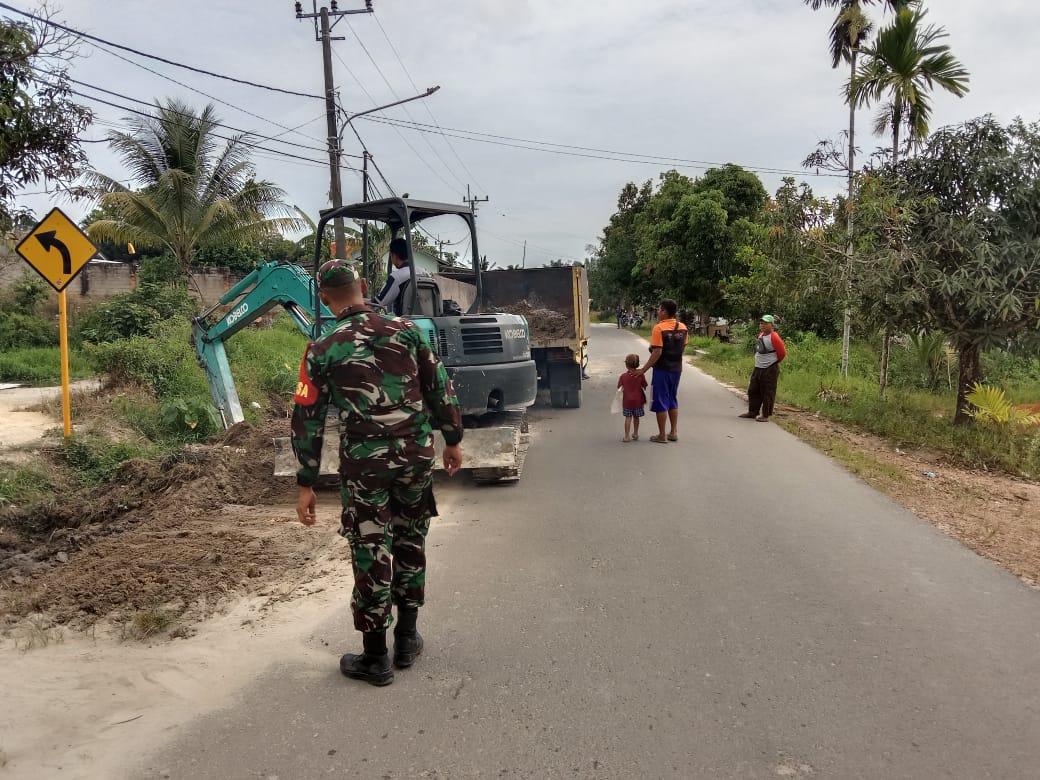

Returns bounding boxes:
[192,197,538,481]
[479,265,590,408]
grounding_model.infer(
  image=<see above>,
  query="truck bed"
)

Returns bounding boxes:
[479,267,588,347]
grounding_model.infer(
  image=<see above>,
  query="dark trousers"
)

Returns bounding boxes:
[747,362,780,417]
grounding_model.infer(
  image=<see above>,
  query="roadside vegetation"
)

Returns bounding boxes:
[600,322,1040,480]
[591,3,1039,482]
[0,259,307,513]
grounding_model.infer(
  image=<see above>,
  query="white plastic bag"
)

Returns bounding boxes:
[610,388,623,415]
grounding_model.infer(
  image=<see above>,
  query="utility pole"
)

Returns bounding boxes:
[521,240,526,268]
[463,184,488,214]
[361,150,371,281]
[295,1,374,261]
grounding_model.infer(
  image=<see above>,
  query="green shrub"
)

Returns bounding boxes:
[982,349,1040,396]
[0,311,58,349]
[11,271,50,312]
[159,397,221,440]
[86,335,183,394]
[76,286,196,343]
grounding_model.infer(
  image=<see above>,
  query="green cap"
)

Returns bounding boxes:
[317,259,361,288]
[760,314,776,323]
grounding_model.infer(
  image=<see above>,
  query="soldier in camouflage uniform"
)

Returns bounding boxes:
[292,259,463,687]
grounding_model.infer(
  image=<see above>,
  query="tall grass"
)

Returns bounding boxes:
[692,331,1040,478]
[0,346,94,384]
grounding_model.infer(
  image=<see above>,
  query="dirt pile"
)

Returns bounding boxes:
[491,299,574,341]
[0,422,314,625]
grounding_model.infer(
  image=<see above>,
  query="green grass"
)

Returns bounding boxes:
[691,335,1040,479]
[61,435,156,487]
[0,465,54,507]
[224,314,309,416]
[0,347,94,385]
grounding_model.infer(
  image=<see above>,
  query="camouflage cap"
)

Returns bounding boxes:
[760,314,776,323]
[317,259,361,288]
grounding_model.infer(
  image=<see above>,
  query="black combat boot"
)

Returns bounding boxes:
[339,631,394,686]
[393,606,424,669]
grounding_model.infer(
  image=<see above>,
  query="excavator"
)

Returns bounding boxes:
[191,197,538,481]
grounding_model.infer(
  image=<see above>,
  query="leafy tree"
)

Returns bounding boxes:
[692,163,768,224]
[588,179,655,309]
[853,5,969,392]
[803,1,917,376]
[635,173,731,311]
[84,100,301,289]
[858,116,1040,423]
[725,178,841,335]
[0,6,92,231]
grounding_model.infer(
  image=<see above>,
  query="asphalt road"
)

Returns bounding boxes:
[138,324,1040,779]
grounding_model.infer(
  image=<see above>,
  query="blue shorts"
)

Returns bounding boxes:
[622,407,645,418]
[650,369,681,412]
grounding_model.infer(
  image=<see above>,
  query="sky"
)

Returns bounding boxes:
[9,0,1040,268]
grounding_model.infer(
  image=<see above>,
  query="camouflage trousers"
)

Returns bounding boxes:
[338,440,437,633]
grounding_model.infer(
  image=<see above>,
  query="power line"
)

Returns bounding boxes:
[343,16,468,193]
[0,1,323,100]
[360,115,843,179]
[76,92,362,172]
[331,48,463,197]
[86,40,328,146]
[66,75,359,157]
[372,13,486,194]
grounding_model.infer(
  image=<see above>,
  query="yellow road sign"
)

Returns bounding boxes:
[15,207,98,292]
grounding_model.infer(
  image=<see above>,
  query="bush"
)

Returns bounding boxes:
[11,271,50,312]
[0,311,58,349]
[76,285,196,343]
[159,397,222,440]
[982,349,1040,396]
[224,313,308,399]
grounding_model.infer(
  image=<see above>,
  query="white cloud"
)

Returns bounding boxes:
[10,0,1031,266]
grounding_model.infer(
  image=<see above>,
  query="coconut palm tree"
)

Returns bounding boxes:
[803,0,915,377]
[85,99,301,283]
[852,6,969,392]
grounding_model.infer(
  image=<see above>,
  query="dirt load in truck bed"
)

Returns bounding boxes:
[485,299,574,341]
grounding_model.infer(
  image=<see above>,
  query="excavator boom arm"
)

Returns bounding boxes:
[192,262,332,427]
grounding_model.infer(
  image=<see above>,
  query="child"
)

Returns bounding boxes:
[617,353,648,442]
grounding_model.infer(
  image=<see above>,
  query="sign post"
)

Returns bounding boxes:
[14,207,98,440]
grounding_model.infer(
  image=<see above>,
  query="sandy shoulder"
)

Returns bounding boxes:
[0,512,353,780]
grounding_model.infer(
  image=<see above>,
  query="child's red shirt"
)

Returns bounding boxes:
[617,370,648,410]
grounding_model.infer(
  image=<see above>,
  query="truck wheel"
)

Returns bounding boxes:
[550,387,581,408]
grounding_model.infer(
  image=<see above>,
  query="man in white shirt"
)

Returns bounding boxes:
[372,238,432,316]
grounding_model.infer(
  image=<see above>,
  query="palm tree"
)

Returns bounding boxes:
[852,6,969,393]
[85,100,301,284]
[854,7,970,167]
[803,0,914,378]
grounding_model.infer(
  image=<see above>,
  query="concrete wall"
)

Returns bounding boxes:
[0,257,245,308]
[2,251,478,316]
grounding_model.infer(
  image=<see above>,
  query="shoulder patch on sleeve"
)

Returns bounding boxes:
[293,344,319,406]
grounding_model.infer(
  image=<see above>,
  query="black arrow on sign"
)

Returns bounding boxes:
[36,230,72,274]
